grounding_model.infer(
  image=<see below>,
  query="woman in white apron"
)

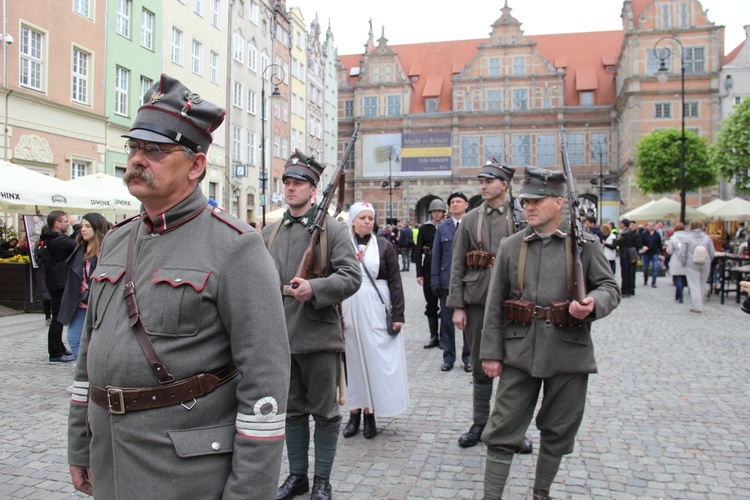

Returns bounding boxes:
[342,202,409,439]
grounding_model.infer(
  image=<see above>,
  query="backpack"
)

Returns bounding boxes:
[692,242,709,265]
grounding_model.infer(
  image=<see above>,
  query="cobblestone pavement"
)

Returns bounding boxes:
[0,268,748,499]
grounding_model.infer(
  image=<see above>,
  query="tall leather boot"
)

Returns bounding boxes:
[342,411,361,438]
[423,316,440,348]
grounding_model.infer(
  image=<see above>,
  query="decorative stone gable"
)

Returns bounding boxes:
[14,134,54,164]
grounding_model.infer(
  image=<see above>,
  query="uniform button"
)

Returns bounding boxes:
[211,441,221,451]
[174,278,182,283]
[214,208,221,214]
[100,272,107,277]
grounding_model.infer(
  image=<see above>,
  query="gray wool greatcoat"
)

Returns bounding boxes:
[481,222,621,378]
[262,210,362,353]
[68,188,291,500]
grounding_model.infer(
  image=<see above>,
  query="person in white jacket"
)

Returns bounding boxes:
[665,222,689,303]
[678,220,715,313]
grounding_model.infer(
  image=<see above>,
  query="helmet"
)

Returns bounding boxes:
[428,199,448,212]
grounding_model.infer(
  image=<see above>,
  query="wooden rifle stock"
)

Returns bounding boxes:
[559,127,587,303]
[292,122,361,286]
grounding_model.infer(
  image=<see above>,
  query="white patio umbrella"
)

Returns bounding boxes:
[620,197,706,221]
[67,172,141,215]
[697,198,727,216]
[0,160,100,214]
[701,197,750,220]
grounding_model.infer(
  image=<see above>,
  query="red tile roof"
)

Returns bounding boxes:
[339,30,623,111]
[725,40,745,64]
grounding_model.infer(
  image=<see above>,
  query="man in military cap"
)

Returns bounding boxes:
[480,166,620,499]
[447,159,531,450]
[262,150,361,500]
[431,192,472,372]
[415,198,447,349]
[68,74,291,499]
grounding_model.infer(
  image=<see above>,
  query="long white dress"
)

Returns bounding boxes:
[342,236,409,417]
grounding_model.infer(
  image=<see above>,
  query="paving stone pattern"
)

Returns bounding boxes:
[0,269,748,499]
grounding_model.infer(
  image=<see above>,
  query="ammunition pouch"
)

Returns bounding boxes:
[501,299,534,324]
[502,299,584,327]
[466,250,495,270]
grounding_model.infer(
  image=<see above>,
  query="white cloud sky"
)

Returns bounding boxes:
[295,0,748,56]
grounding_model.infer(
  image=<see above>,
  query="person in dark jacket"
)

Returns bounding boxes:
[613,219,641,297]
[397,221,414,271]
[414,199,447,348]
[33,234,53,325]
[58,213,109,359]
[640,221,663,288]
[40,211,77,362]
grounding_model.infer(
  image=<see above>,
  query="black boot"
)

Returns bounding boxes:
[362,412,377,439]
[424,317,440,348]
[310,476,332,500]
[276,474,309,500]
[458,423,484,447]
[342,411,361,438]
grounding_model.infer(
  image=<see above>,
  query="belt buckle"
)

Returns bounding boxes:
[281,285,293,296]
[534,306,552,327]
[106,387,126,415]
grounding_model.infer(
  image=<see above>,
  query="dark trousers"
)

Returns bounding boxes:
[608,260,616,275]
[399,247,411,270]
[421,264,439,319]
[47,288,66,358]
[673,275,687,301]
[620,256,634,295]
[439,289,470,366]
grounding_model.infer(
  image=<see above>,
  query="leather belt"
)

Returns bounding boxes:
[533,305,553,321]
[422,246,432,255]
[90,363,239,415]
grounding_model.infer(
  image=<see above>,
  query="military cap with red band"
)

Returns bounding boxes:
[123,74,226,154]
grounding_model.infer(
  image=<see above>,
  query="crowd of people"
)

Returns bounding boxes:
[1,73,732,499]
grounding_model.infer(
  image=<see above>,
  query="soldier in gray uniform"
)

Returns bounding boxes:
[480,167,620,499]
[262,151,361,500]
[447,160,531,451]
[67,74,291,499]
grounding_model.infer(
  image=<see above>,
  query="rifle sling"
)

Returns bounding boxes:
[125,219,175,384]
[266,213,330,279]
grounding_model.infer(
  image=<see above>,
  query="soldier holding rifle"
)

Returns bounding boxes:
[263,148,361,500]
[480,163,620,499]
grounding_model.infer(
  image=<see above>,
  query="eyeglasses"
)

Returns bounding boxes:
[124,140,185,161]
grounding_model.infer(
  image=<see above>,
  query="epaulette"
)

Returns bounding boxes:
[580,231,598,243]
[111,214,140,229]
[209,205,245,234]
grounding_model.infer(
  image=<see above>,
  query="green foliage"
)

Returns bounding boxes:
[711,98,750,192]
[635,129,715,194]
[0,220,18,242]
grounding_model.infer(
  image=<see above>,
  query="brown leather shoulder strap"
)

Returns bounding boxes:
[476,205,485,251]
[517,239,528,297]
[124,219,175,384]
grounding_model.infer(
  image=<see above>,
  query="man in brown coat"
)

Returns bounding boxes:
[480,166,620,499]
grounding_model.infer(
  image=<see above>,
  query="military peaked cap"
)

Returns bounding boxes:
[518,166,566,199]
[124,74,226,154]
[282,149,326,185]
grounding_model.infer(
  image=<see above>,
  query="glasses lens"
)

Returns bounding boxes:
[124,141,138,157]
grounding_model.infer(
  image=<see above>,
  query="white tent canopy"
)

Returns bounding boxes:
[699,197,750,220]
[696,198,727,215]
[0,160,100,214]
[67,172,141,215]
[620,197,707,221]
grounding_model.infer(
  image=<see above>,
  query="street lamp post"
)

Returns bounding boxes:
[654,36,686,224]
[589,142,605,226]
[380,145,401,224]
[260,64,284,226]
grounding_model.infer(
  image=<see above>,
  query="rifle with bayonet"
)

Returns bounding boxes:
[502,148,522,232]
[559,127,587,303]
[292,122,361,285]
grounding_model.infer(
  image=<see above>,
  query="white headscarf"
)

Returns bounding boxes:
[347,202,375,231]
